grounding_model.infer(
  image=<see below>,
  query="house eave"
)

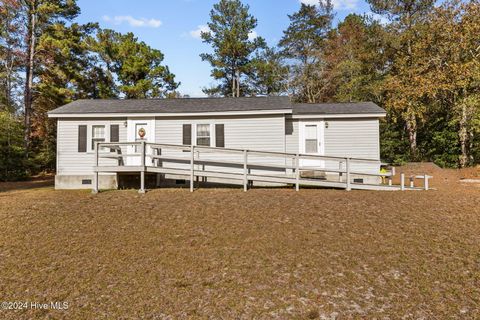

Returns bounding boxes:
[48,109,293,118]
[291,113,386,119]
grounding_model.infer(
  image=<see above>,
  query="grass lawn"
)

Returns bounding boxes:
[0,167,479,319]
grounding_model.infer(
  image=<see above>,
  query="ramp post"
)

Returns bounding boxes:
[190,145,195,192]
[139,171,145,194]
[295,154,300,191]
[338,161,343,182]
[424,174,429,190]
[388,166,395,186]
[346,158,351,191]
[139,141,146,194]
[92,142,99,194]
[400,173,405,191]
[243,150,248,192]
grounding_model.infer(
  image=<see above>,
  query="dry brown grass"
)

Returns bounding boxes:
[0,165,479,319]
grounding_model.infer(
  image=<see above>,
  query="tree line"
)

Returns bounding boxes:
[0,0,479,181]
[199,0,480,169]
[0,0,179,180]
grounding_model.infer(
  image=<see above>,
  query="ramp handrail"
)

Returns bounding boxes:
[96,141,382,164]
[90,141,426,193]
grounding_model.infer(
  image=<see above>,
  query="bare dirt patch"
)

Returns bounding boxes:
[0,165,479,319]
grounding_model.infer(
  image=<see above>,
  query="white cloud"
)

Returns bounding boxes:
[299,0,359,10]
[102,15,162,28]
[300,0,319,4]
[189,25,258,41]
[367,12,389,25]
[190,24,211,39]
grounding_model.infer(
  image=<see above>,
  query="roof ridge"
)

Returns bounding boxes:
[295,101,375,104]
[74,96,290,101]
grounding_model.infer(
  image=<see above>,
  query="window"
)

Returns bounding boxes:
[91,125,105,150]
[196,124,210,146]
[305,125,318,153]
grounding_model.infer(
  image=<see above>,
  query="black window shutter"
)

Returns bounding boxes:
[183,124,192,145]
[215,124,225,148]
[78,125,87,153]
[110,124,119,142]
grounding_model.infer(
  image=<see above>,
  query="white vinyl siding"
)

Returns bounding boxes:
[57,118,127,175]
[284,117,381,173]
[285,117,299,154]
[155,115,286,175]
[324,119,379,158]
[56,115,381,179]
[156,115,285,152]
[324,118,380,173]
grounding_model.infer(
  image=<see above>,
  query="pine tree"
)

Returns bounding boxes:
[31,22,101,170]
[200,0,266,97]
[0,0,23,112]
[248,47,288,96]
[10,0,81,157]
[94,29,179,99]
[279,0,333,103]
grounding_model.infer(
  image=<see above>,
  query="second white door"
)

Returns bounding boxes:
[299,121,325,168]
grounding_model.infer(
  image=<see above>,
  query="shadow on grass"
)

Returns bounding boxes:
[0,176,54,193]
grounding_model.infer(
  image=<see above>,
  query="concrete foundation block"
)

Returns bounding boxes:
[55,174,118,190]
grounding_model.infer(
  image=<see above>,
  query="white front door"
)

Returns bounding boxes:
[127,119,155,166]
[299,121,325,168]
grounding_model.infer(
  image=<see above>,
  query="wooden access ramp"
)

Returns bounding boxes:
[91,142,431,193]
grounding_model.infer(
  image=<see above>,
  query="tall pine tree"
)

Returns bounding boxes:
[11,0,81,156]
[200,0,266,97]
[279,0,333,103]
[94,29,179,99]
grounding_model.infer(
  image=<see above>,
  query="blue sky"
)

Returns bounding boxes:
[76,0,376,97]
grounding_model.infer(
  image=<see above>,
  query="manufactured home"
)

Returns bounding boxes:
[48,96,388,191]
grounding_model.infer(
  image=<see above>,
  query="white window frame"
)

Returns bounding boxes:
[85,122,116,153]
[193,123,214,147]
[90,124,106,151]
[304,124,319,154]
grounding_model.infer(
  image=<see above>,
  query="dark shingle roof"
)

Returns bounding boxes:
[48,96,292,114]
[293,102,386,115]
[48,97,386,116]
